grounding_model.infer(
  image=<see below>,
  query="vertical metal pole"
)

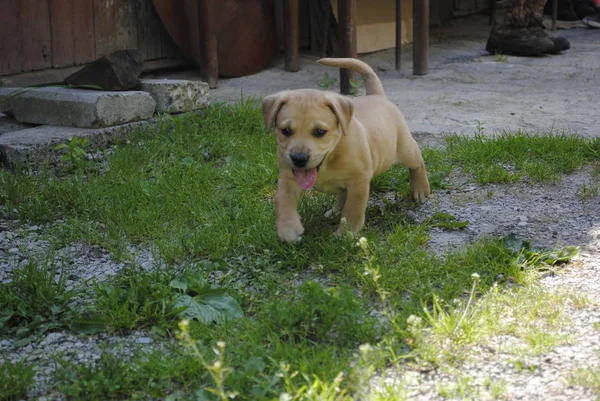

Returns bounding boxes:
[395,0,402,70]
[283,0,299,72]
[338,0,357,95]
[413,0,429,76]
[198,0,218,88]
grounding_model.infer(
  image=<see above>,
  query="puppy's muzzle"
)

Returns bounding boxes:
[290,152,309,168]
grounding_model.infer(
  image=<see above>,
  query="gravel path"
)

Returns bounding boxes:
[372,169,600,400]
[1,169,599,400]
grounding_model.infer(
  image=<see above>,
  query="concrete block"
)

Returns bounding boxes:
[0,120,154,169]
[8,87,156,128]
[0,113,33,136]
[0,87,24,114]
[140,79,210,114]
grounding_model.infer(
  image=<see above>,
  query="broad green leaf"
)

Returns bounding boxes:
[169,278,188,293]
[173,289,243,324]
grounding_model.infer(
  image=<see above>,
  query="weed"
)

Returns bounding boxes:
[577,180,600,200]
[424,212,469,230]
[278,363,351,401]
[178,322,238,401]
[569,367,600,394]
[0,256,78,345]
[0,360,36,400]
[317,72,337,90]
[494,54,509,62]
[349,78,364,96]
[54,136,88,172]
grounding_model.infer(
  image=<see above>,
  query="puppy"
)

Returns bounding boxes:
[262,58,430,242]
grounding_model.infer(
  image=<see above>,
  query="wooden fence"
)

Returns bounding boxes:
[0,0,180,76]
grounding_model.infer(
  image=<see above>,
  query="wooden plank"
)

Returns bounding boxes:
[0,0,22,75]
[413,0,429,75]
[19,0,53,72]
[1,58,189,88]
[93,0,138,59]
[73,0,96,64]
[283,0,299,72]
[197,0,218,88]
[49,0,75,68]
[338,0,357,94]
[136,0,163,60]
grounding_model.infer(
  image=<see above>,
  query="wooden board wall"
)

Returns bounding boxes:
[0,0,180,76]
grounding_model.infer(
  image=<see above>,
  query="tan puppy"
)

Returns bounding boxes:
[262,58,430,242]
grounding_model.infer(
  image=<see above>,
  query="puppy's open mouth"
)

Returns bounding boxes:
[292,154,327,190]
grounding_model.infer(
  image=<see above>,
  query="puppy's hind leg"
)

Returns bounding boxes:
[325,189,347,218]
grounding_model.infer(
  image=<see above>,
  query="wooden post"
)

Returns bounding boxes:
[197,0,218,88]
[413,0,429,76]
[551,0,558,30]
[283,0,299,72]
[395,0,402,71]
[338,0,357,94]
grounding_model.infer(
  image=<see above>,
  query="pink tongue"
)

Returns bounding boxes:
[293,168,318,190]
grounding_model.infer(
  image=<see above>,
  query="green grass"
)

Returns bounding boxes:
[570,364,600,397]
[53,347,207,400]
[445,131,600,184]
[0,360,36,400]
[0,254,79,345]
[0,100,591,399]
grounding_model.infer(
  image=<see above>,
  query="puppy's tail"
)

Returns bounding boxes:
[317,58,385,96]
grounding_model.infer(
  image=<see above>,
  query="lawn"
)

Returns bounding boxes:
[0,100,597,400]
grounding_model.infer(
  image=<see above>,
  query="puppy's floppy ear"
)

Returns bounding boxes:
[324,92,354,136]
[262,92,288,132]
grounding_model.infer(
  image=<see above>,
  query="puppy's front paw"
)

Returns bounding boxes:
[277,223,304,243]
[409,166,431,204]
[412,187,431,204]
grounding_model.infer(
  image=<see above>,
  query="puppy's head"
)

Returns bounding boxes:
[262,89,353,190]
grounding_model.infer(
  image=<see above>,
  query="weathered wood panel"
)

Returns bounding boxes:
[73,0,96,65]
[93,0,138,58]
[1,0,181,77]
[0,0,22,75]
[19,0,53,72]
[136,0,163,60]
[49,0,75,67]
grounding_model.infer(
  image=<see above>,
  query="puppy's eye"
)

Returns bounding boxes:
[281,127,292,137]
[313,128,327,138]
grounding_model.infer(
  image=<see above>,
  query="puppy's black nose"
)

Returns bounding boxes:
[290,153,309,168]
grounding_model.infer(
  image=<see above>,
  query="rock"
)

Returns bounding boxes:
[64,50,144,91]
[0,119,153,170]
[7,87,156,128]
[140,79,210,114]
[136,337,153,344]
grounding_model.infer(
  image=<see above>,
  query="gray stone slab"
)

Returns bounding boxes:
[140,79,210,114]
[7,87,156,128]
[0,87,25,114]
[0,113,33,136]
[0,120,154,169]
